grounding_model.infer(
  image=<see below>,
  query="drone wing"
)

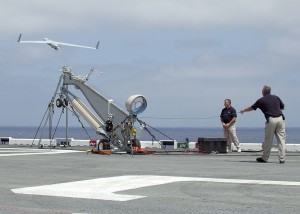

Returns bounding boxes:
[56,41,100,50]
[17,34,48,43]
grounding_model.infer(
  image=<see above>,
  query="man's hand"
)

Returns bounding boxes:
[223,123,229,128]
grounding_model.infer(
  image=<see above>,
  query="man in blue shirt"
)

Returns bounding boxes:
[220,99,241,152]
[240,85,286,163]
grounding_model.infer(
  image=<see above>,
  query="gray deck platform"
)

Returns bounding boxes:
[0,146,299,214]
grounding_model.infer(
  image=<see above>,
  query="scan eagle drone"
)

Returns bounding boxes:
[17,33,99,50]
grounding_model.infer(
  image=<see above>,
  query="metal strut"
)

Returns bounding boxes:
[68,103,92,140]
[136,118,165,148]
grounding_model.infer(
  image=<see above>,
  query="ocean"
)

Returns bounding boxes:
[0,126,299,144]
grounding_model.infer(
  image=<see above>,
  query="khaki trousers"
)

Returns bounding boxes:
[223,123,240,149]
[262,116,286,161]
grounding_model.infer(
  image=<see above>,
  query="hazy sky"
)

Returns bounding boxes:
[1,0,299,128]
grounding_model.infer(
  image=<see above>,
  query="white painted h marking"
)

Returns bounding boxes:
[12,175,300,201]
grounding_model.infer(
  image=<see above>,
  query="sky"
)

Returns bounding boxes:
[0,0,299,128]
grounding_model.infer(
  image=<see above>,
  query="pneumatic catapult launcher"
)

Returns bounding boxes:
[51,66,148,152]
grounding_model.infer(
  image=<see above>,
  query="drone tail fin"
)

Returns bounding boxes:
[96,41,100,49]
[17,33,22,42]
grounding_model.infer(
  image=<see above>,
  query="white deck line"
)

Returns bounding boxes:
[12,175,300,202]
[0,149,83,157]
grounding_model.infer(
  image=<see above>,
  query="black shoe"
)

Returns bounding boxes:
[279,160,285,164]
[256,157,267,163]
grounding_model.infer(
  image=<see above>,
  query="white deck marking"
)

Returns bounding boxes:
[0,148,82,157]
[12,175,300,201]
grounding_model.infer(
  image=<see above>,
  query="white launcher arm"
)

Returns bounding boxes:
[62,70,128,119]
[61,67,147,145]
[62,68,129,141]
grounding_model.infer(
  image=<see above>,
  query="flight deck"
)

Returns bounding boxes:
[0,146,299,214]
